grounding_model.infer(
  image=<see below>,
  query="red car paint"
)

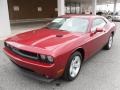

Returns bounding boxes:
[3,15,116,79]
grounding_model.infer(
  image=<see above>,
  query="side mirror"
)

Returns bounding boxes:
[90,28,103,36]
[96,28,103,32]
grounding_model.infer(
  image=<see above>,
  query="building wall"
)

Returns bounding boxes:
[8,0,57,20]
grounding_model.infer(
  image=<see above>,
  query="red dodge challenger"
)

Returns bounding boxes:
[4,15,116,81]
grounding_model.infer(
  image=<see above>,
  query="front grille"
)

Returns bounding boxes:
[5,42,39,60]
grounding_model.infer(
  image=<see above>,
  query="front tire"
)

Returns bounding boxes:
[63,51,82,81]
[104,34,113,50]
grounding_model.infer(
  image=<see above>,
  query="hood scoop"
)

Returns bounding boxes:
[56,34,63,37]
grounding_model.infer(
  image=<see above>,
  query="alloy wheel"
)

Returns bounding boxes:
[69,56,81,78]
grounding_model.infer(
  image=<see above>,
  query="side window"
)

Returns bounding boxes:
[91,18,107,32]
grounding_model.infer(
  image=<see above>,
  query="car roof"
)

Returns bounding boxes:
[59,14,104,19]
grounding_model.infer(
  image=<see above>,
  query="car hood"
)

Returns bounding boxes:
[6,28,84,51]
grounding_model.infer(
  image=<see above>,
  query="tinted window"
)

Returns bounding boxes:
[45,17,89,33]
[92,18,106,32]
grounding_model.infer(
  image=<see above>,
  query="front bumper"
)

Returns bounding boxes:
[3,48,64,79]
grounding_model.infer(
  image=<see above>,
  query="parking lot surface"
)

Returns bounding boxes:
[0,22,120,90]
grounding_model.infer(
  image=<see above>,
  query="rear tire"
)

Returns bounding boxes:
[63,51,82,81]
[104,34,113,50]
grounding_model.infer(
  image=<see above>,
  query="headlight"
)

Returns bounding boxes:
[47,56,54,63]
[40,55,46,60]
[39,54,54,63]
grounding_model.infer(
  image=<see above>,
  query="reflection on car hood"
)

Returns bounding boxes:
[6,28,84,51]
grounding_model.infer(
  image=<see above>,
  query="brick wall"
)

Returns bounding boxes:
[8,0,58,20]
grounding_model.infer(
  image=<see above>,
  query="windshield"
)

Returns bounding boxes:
[45,17,89,33]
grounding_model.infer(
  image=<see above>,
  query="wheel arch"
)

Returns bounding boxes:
[63,47,85,80]
[71,47,85,62]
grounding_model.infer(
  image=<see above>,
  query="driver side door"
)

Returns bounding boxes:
[84,18,108,59]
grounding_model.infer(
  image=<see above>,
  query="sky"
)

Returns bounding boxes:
[97,3,120,12]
